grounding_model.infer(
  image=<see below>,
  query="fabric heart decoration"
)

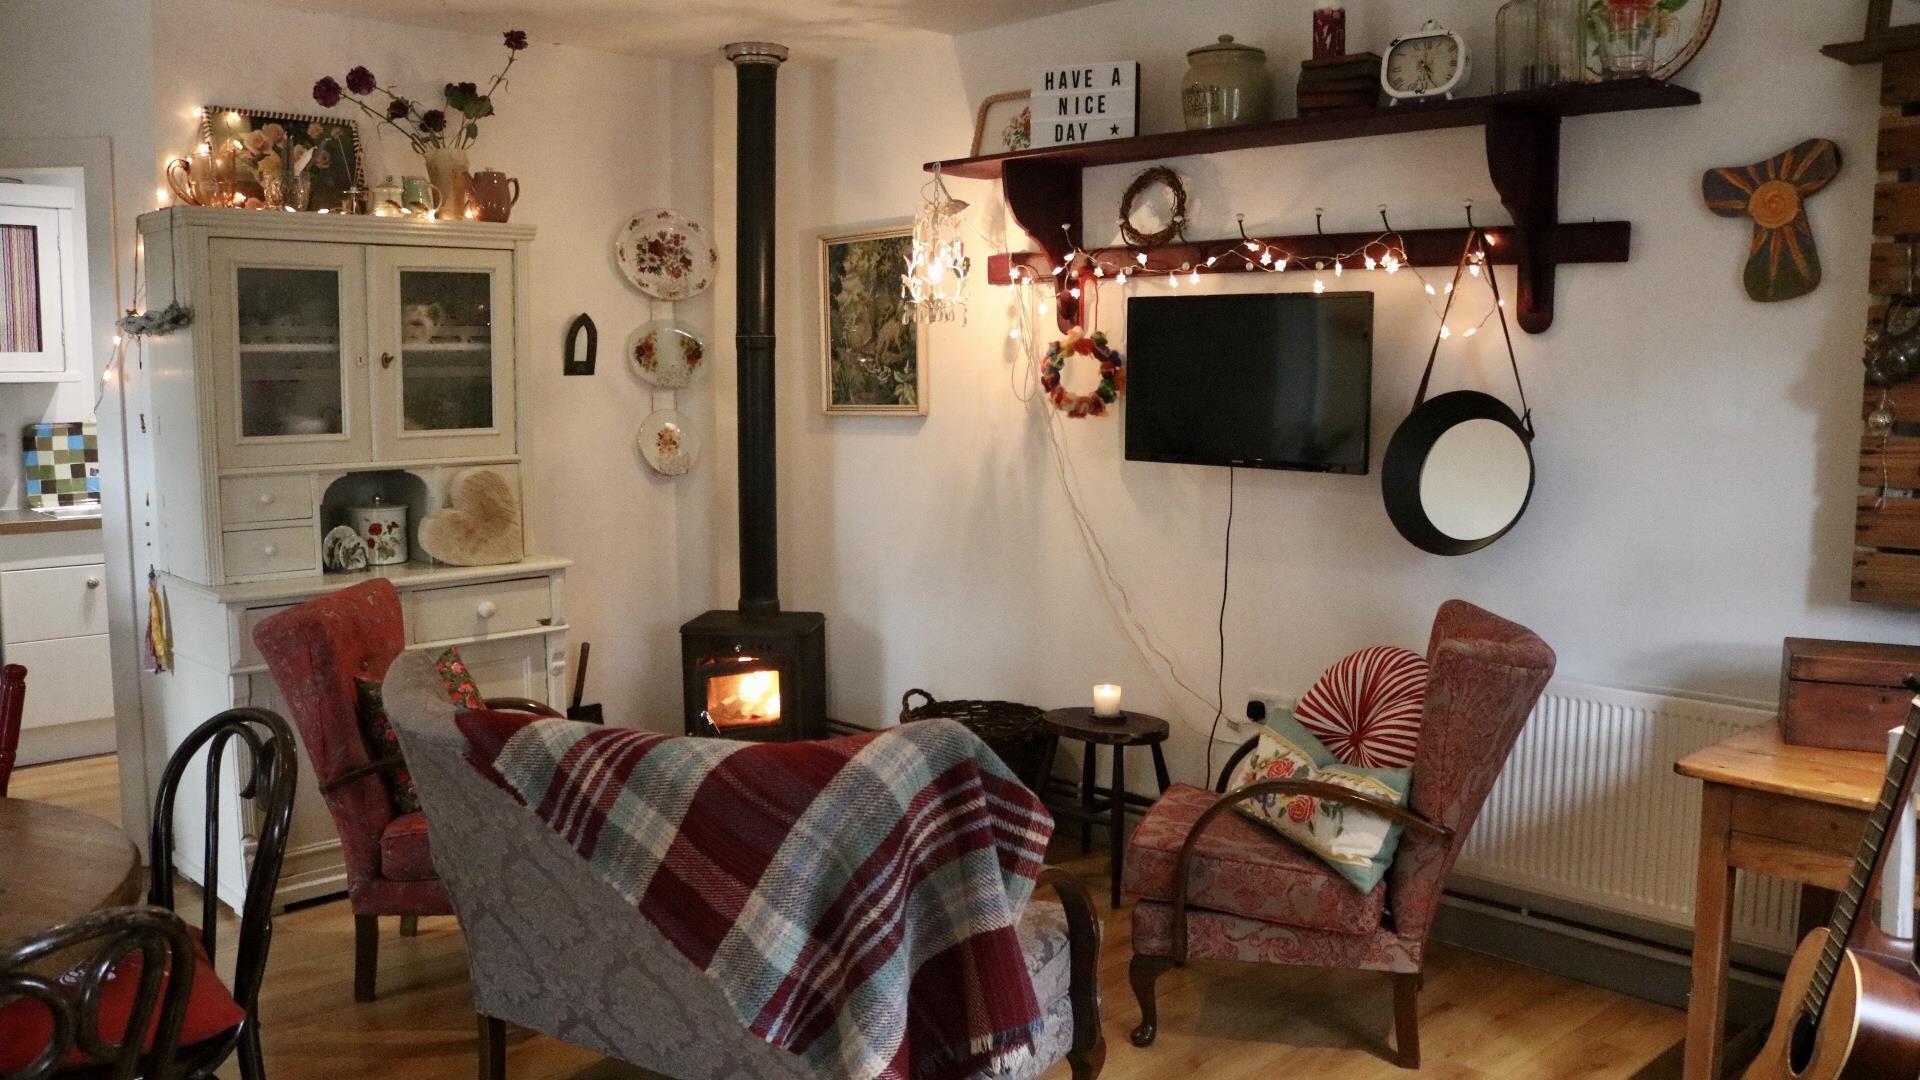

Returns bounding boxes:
[418,467,524,566]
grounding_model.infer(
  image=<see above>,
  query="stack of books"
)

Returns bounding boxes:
[1297,52,1382,116]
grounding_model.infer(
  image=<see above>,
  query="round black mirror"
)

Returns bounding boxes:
[1381,390,1535,556]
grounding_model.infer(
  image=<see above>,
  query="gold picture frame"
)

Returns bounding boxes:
[819,224,928,416]
[201,104,366,210]
[971,91,1033,157]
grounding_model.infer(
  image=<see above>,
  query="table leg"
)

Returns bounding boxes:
[1110,744,1127,910]
[1150,742,1171,793]
[1080,745,1096,855]
[1683,783,1736,1080]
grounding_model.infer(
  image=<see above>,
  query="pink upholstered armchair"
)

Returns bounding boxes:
[1123,600,1555,1068]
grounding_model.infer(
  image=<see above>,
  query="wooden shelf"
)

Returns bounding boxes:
[1824,28,1920,65]
[929,78,1701,334]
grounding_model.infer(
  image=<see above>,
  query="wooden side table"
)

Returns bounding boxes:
[1041,708,1172,908]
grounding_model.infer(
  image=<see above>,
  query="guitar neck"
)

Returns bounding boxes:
[1805,695,1920,1018]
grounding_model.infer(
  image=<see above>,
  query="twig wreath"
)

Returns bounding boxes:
[1118,166,1187,248]
[1041,327,1125,418]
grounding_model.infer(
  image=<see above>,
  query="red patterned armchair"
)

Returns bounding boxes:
[251,579,445,1002]
[1123,600,1554,1067]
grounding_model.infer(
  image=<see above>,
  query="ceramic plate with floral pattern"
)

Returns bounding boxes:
[637,409,699,476]
[626,319,707,389]
[616,209,717,301]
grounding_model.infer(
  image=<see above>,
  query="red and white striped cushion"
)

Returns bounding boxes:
[1293,645,1429,768]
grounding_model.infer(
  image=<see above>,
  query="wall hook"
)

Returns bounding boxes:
[1378,205,1394,233]
[1314,208,1327,237]
[1464,198,1476,231]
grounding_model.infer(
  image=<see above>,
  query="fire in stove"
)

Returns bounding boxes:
[706,661,783,731]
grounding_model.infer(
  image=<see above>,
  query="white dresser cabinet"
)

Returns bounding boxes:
[135,208,568,910]
[0,518,115,763]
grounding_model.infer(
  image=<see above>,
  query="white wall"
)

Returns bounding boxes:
[708,0,1910,788]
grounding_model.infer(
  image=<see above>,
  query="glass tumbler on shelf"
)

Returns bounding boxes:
[1496,0,1539,92]
[1535,0,1587,87]
[1596,0,1658,78]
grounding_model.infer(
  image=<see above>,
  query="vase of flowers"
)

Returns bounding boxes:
[313,29,528,218]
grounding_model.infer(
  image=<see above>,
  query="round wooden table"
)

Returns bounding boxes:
[1041,708,1172,908]
[0,798,143,945]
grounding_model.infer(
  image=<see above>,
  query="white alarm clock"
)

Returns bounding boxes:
[1381,19,1470,102]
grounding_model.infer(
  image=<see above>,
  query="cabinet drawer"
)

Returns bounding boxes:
[2,563,107,643]
[220,474,314,525]
[238,603,297,669]
[222,526,317,579]
[410,577,551,644]
[10,634,114,729]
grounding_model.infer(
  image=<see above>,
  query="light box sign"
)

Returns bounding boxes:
[1031,62,1140,148]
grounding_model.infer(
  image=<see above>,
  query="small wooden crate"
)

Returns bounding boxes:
[1780,637,1920,751]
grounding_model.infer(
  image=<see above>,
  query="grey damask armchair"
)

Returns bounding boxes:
[380,651,1105,1080]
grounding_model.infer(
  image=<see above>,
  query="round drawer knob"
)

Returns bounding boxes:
[476,600,499,619]
[85,577,100,589]
[262,544,278,557]
[258,493,275,505]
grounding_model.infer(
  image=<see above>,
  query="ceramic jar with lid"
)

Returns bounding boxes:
[1182,34,1270,130]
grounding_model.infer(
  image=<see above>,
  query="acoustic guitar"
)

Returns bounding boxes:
[1742,679,1920,1079]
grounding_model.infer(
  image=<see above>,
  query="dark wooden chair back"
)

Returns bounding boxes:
[0,664,27,798]
[147,707,296,1069]
[0,905,198,1080]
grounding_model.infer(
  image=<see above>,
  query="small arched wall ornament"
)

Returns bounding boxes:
[1701,138,1842,303]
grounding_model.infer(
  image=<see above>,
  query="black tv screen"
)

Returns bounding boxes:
[1124,292,1373,474]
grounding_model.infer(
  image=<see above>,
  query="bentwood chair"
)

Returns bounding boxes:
[0,664,27,797]
[1123,600,1555,1068]
[0,906,199,1080]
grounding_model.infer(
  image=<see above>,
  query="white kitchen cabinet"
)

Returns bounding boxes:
[0,521,115,762]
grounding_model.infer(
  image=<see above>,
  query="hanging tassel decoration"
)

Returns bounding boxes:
[145,567,172,673]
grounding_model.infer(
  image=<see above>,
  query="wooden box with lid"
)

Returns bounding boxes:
[1780,637,1920,751]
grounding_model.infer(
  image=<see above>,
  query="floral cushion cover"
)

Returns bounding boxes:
[1228,712,1412,893]
[354,645,487,815]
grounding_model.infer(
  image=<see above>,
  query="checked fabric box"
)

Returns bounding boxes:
[23,421,101,511]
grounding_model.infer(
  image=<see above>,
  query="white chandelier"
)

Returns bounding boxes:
[902,166,970,325]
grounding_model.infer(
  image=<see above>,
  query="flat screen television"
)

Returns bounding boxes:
[1124,292,1373,474]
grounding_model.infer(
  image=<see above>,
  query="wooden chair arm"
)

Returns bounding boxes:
[483,696,565,718]
[1214,736,1262,792]
[1169,780,1453,963]
[1035,867,1106,1074]
[321,754,405,795]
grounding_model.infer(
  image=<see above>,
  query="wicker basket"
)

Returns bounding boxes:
[899,689,1055,794]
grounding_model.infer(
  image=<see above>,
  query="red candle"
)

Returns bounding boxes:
[1313,1,1346,60]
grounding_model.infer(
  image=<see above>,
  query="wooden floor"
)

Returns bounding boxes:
[10,755,1689,1079]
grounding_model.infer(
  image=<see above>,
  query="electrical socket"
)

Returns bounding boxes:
[1241,690,1296,728]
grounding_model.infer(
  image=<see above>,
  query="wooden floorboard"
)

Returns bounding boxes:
[9,755,1689,1079]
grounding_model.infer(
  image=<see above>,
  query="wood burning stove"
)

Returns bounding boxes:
[681,41,828,742]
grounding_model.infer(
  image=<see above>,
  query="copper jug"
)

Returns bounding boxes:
[469,169,520,223]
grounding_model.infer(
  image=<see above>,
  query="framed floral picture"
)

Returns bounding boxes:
[202,105,365,210]
[819,225,928,416]
[971,91,1033,157]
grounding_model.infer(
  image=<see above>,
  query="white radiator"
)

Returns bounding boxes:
[1453,679,1799,952]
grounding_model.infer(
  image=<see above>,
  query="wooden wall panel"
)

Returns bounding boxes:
[1857,496,1920,550]
[1882,117,1920,171]
[1873,182,1920,235]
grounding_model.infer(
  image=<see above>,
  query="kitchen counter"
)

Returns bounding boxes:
[0,508,103,536]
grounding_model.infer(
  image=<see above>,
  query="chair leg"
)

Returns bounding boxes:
[399,914,419,937]
[1393,972,1422,1069]
[236,1019,267,1080]
[1067,1034,1107,1080]
[1129,955,1175,1048]
[354,915,379,1003]
[478,1014,507,1080]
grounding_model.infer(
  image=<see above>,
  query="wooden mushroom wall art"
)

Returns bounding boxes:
[1701,138,1842,302]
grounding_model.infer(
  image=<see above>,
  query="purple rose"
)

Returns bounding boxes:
[420,109,447,133]
[503,29,528,50]
[386,97,410,120]
[345,65,376,95]
[312,76,343,109]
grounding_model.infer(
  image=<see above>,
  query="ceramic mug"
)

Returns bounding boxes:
[371,176,406,216]
[401,175,444,216]
[468,170,521,223]
[351,501,408,565]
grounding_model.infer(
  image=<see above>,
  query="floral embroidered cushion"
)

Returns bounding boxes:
[1293,645,1430,768]
[354,645,487,815]
[1228,712,1413,893]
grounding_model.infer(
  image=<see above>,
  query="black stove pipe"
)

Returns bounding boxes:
[725,41,788,617]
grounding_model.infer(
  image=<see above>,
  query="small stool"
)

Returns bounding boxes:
[1040,708,1172,908]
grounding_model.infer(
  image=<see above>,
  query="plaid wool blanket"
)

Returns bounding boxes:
[457,712,1056,1080]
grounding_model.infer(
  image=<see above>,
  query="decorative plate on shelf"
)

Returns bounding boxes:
[616,209,717,300]
[637,409,699,476]
[1584,0,1719,81]
[626,319,707,389]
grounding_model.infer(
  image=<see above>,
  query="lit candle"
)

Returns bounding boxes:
[1093,684,1123,718]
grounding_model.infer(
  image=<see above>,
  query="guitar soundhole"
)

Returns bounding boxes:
[1789,1008,1819,1073]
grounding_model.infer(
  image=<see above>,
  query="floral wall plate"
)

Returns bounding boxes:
[627,319,707,389]
[638,409,699,476]
[1584,0,1719,80]
[616,209,717,300]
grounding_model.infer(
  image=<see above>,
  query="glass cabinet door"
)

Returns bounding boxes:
[369,247,515,461]
[208,238,369,467]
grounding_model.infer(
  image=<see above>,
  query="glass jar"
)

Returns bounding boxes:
[1182,35,1270,130]
[1496,0,1539,92]
[1595,0,1658,78]
[1535,0,1587,87]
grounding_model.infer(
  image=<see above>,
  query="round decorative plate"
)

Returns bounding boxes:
[616,209,717,300]
[626,319,707,389]
[638,409,699,476]
[1584,0,1719,81]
